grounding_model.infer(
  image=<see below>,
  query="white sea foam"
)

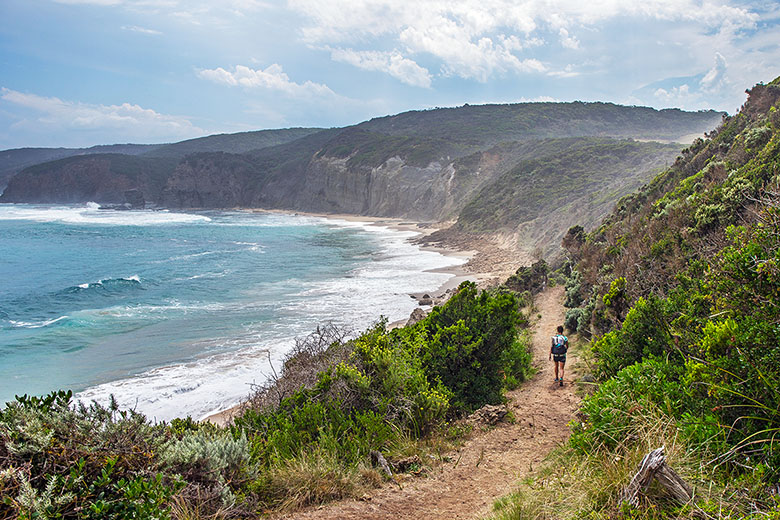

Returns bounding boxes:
[8,316,68,329]
[76,339,293,422]
[0,203,210,225]
[75,213,467,421]
[72,276,142,291]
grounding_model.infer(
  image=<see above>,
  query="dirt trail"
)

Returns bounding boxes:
[279,286,579,520]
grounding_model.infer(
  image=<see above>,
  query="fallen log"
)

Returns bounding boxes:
[620,446,693,507]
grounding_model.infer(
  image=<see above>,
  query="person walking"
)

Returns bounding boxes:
[550,325,568,386]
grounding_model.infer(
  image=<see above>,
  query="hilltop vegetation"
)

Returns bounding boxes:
[359,102,721,144]
[142,127,322,158]
[0,283,532,518]
[491,78,780,519]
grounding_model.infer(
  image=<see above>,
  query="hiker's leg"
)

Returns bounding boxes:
[553,360,559,380]
[559,361,565,381]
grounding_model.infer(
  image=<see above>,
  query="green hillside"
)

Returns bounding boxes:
[359,102,722,144]
[143,127,322,158]
[0,144,160,189]
[491,78,780,519]
[455,138,680,234]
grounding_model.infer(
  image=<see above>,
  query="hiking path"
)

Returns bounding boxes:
[278,286,580,520]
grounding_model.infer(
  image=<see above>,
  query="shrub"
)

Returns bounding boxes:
[416,282,525,413]
[592,294,672,379]
[500,330,534,389]
[571,357,687,454]
[505,260,549,294]
[564,307,584,332]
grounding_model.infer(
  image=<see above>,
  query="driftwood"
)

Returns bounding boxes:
[620,446,693,507]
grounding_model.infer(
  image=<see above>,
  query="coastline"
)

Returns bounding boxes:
[205,210,510,426]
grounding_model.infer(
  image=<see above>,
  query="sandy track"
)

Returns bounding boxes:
[278,286,580,520]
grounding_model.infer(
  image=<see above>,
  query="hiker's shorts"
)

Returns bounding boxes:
[553,354,566,363]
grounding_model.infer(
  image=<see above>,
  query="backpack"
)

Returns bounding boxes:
[551,334,568,355]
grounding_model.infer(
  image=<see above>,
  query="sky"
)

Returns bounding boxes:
[0,0,779,149]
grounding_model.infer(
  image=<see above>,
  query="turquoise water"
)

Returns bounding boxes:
[0,204,462,420]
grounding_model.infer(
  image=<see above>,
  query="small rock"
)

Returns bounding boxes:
[406,308,427,326]
[468,404,509,426]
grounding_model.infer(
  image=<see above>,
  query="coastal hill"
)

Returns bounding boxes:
[0,102,721,258]
[0,127,321,191]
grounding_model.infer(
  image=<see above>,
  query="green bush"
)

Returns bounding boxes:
[571,357,687,454]
[415,282,525,413]
[592,294,672,379]
[500,330,534,389]
[0,392,177,519]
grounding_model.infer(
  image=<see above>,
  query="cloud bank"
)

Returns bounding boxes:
[197,64,337,98]
[0,88,204,146]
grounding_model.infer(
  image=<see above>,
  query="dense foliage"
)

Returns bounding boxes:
[0,282,531,518]
[537,78,780,517]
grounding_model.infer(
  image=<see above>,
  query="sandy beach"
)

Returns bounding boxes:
[205,211,531,426]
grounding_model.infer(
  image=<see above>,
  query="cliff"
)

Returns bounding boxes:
[1,102,724,255]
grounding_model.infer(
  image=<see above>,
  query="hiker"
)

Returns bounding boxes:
[549,325,568,386]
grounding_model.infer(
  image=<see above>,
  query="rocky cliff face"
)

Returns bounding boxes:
[290,155,446,219]
[2,156,137,204]
[160,153,263,208]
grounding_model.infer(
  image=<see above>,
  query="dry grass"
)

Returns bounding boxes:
[484,404,767,520]
[261,451,373,512]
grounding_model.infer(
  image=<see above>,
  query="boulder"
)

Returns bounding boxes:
[406,308,427,326]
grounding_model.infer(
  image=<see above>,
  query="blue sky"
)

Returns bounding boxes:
[1,0,779,149]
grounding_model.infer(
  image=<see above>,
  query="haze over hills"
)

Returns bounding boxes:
[0,128,322,191]
[0,101,724,257]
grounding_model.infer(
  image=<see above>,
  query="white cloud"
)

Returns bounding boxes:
[654,84,691,103]
[559,28,579,50]
[121,25,162,35]
[330,48,432,88]
[398,21,546,81]
[699,52,728,93]
[0,88,204,142]
[548,64,580,78]
[197,64,337,98]
[288,0,758,82]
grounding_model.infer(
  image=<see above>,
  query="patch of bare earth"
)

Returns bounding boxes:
[277,286,580,520]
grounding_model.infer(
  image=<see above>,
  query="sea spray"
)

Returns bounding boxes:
[0,204,465,420]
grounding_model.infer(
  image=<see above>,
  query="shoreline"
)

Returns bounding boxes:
[205,210,505,426]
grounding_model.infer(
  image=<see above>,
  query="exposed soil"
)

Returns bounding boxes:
[278,286,580,520]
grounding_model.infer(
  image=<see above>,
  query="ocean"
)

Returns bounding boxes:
[0,203,463,421]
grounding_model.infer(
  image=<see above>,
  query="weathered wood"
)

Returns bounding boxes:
[655,463,694,503]
[620,446,693,507]
[370,450,393,478]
